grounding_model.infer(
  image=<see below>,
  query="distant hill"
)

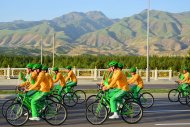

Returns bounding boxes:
[0,10,190,56]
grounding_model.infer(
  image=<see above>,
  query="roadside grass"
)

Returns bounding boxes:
[0,89,170,94]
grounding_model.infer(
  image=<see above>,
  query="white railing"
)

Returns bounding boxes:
[0,67,173,80]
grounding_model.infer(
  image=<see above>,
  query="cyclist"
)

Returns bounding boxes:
[65,66,77,93]
[128,67,144,99]
[177,67,190,96]
[42,66,53,89]
[52,67,66,96]
[25,64,50,121]
[19,63,34,83]
[19,64,38,96]
[103,61,129,119]
[99,64,113,87]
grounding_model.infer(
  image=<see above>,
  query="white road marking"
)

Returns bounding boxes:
[144,110,190,113]
[155,123,190,126]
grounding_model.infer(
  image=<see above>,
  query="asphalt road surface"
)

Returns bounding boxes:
[0,96,190,127]
[0,84,176,90]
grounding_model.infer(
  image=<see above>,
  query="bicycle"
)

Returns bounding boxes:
[5,88,67,126]
[2,86,61,118]
[61,84,86,107]
[168,81,181,102]
[85,90,143,125]
[133,89,154,108]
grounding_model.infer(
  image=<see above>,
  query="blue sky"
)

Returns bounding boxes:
[1,0,190,22]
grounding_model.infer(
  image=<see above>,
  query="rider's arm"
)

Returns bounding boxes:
[65,71,71,82]
[127,75,138,84]
[106,71,120,89]
[28,73,44,91]
[19,81,30,87]
[53,73,61,83]
[181,74,189,83]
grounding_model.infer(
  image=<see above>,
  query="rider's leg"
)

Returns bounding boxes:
[30,91,48,120]
[109,90,127,119]
[134,86,141,99]
[66,81,77,93]
[181,83,188,96]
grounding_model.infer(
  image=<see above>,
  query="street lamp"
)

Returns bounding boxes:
[146,0,150,82]
[53,33,55,67]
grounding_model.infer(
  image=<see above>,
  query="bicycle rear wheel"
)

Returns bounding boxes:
[178,92,187,105]
[168,89,179,102]
[74,90,86,104]
[63,92,78,107]
[139,92,154,108]
[121,101,143,124]
[6,103,29,126]
[44,102,67,126]
[2,98,17,118]
[86,102,108,125]
[86,95,99,107]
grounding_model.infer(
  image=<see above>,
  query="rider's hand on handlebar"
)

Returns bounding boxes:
[102,86,108,91]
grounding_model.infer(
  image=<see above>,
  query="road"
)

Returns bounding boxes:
[0,96,190,127]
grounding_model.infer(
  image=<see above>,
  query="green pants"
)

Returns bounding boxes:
[130,85,141,99]
[181,84,189,96]
[66,81,77,93]
[31,91,48,117]
[53,84,63,96]
[110,89,127,112]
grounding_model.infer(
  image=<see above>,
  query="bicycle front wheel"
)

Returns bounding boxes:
[6,103,29,126]
[74,90,86,104]
[44,102,67,126]
[63,92,78,107]
[168,89,179,102]
[2,98,17,118]
[86,102,108,125]
[139,92,154,108]
[121,101,143,124]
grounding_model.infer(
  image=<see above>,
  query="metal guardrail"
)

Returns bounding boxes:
[0,67,173,80]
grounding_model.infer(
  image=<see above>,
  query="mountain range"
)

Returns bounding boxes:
[0,10,190,56]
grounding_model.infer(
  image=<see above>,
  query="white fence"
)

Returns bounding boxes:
[0,67,173,80]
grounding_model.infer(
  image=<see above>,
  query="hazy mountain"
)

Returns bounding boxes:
[0,10,190,56]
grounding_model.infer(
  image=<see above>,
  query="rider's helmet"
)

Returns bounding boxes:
[52,67,59,71]
[26,63,33,69]
[108,61,118,67]
[183,67,188,71]
[32,64,42,70]
[65,65,72,70]
[42,66,48,71]
[130,67,137,73]
[118,63,124,69]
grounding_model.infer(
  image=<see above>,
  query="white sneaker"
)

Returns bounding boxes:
[29,117,40,121]
[24,113,28,116]
[109,114,119,119]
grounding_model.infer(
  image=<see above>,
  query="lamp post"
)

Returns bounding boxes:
[146,0,150,82]
[53,33,55,67]
[40,36,43,64]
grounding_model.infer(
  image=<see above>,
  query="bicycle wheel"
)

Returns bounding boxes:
[178,92,187,105]
[2,98,17,118]
[49,94,63,104]
[44,102,67,126]
[168,89,179,102]
[63,92,78,107]
[6,103,29,126]
[86,102,108,125]
[86,95,98,107]
[74,90,86,104]
[186,94,190,107]
[139,92,154,108]
[121,101,143,124]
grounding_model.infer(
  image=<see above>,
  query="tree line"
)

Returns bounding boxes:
[0,55,190,71]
